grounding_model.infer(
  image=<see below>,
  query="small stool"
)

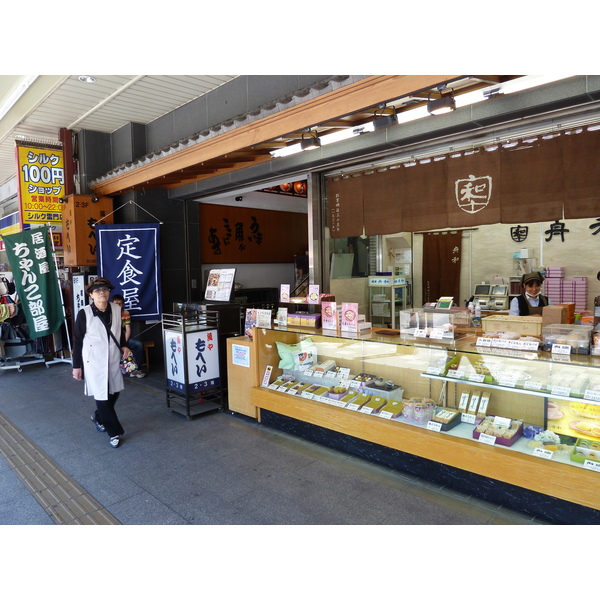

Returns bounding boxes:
[142,340,155,370]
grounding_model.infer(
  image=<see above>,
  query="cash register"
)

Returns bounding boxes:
[473,284,492,309]
[490,284,509,310]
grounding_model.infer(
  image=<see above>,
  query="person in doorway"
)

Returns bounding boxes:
[509,271,551,316]
[111,293,146,378]
[72,277,131,448]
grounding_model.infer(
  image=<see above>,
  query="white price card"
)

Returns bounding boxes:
[346,403,360,411]
[478,433,497,446]
[447,370,465,379]
[360,406,374,414]
[261,365,273,387]
[303,369,314,377]
[552,343,572,355]
[349,380,362,389]
[379,411,393,419]
[551,386,571,397]
[476,337,492,347]
[584,389,600,402]
[533,447,554,460]
[583,460,600,473]
[426,367,442,375]
[468,373,485,383]
[301,392,314,400]
[414,328,427,338]
[426,420,443,432]
[313,371,324,378]
[461,413,476,424]
[493,416,512,429]
[268,382,280,390]
[499,377,518,388]
[278,385,290,392]
[524,380,543,391]
[429,328,445,339]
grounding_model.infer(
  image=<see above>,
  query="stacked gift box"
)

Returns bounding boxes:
[543,267,588,312]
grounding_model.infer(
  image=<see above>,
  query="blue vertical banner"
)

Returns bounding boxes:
[96,223,162,320]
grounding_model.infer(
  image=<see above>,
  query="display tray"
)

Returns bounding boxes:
[431,409,462,431]
[473,417,524,447]
[570,438,600,464]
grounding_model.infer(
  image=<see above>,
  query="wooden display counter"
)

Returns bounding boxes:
[250,386,600,512]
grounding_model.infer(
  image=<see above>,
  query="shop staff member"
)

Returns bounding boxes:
[509,271,551,316]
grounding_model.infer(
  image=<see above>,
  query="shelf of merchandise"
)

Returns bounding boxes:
[248,326,600,513]
[368,276,408,329]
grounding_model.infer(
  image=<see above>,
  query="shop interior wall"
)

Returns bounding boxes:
[411,218,600,308]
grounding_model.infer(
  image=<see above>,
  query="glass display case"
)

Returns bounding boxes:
[248,325,600,516]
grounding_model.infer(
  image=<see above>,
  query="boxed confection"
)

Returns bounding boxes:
[287,313,322,327]
[431,408,462,431]
[473,416,524,446]
[542,305,567,326]
[570,438,600,465]
[481,315,543,337]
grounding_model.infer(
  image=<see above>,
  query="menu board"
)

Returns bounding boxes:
[204,268,236,301]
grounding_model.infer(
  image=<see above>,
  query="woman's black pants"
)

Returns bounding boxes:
[94,392,124,438]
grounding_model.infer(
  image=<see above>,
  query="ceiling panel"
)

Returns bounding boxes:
[0,74,238,187]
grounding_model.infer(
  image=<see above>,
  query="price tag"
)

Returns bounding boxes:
[426,420,442,432]
[346,403,360,411]
[313,371,324,378]
[303,369,314,377]
[583,460,600,473]
[584,390,600,402]
[268,382,280,390]
[551,385,571,397]
[533,447,554,460]
[552,343,572,355]
[493,339,510,349]
[336,368,351,379]
[461,413,476,424]
[478,433,497,445]
[476,337,492,347]
[493,416,512,428]
[468,373,485,383]
[301,392,314,400]
[499,377,517,388]
[447,370,465,379]
[360,406,374,414]
[524,380,543,391]
[426,367,442,375]
[330,399,347,407]
[349,380,362,389]
[429,328,445,339]
[414,328,427,338]
[286,388,299,395]
[521,341,540,351]
[277,385,290,392]
[379,411,393,419]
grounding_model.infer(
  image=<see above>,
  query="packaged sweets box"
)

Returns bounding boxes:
[570,438,600,464]
[472,416,524,447]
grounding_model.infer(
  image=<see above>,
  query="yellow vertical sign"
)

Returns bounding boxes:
[16,145,65,226]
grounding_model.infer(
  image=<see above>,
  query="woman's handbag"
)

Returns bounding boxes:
[119,354,139,375]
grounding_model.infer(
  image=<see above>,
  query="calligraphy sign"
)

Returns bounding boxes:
[96,223,162,320]
[200,204,307,263]
[2,225,64,338]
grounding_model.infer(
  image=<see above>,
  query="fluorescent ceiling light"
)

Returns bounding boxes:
[0,75,38,121]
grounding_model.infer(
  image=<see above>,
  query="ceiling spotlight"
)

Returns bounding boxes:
[78,76,97,83]
[300,129,321,151]
[372,104,398,131]
[427,90,456,116]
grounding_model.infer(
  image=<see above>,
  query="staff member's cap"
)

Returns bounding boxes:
[521,271,544,286]
[86,277,115,293]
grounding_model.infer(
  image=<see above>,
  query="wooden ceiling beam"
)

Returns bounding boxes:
[90,75,459,195]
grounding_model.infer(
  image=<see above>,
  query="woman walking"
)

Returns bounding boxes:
[72,277,131,448]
